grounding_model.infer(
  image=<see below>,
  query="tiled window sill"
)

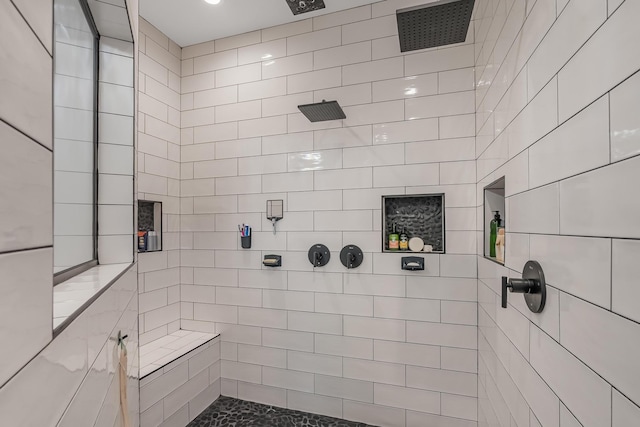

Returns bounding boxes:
[53,263,132,331]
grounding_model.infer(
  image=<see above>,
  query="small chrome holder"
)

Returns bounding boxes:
[263,254,282,267]
[401,256,425,271]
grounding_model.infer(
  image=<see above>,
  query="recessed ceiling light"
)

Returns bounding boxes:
[204,0,221,4]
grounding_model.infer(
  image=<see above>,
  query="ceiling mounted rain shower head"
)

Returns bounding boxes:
[286,0,325,15]
[298,100,346,122]
[396,0,475,52]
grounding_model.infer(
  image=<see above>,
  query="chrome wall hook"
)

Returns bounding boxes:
[117,330,128,350]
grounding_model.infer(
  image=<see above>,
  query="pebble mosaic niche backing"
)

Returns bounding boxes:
[138,201,155,231]
[383,194,444,252]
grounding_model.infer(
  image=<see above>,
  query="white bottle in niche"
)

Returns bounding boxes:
[148,231,157,251]
[495,228,505,263]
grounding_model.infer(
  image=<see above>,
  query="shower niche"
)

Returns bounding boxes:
[484,177,505,264]
[382,194,445,253]
[138,200,162,253]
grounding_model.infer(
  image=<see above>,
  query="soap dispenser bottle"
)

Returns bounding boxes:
[489,211,501,258]
[388,222,399,251]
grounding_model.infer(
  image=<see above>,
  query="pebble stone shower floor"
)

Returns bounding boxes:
[187,396,377,427]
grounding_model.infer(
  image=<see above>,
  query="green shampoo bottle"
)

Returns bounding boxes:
[489,211,501,258]
[388,222,399,250]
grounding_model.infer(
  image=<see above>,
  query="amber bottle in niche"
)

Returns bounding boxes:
[399,227,409,250]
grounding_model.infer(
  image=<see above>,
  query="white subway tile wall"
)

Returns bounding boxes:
[0,266,139,426]
[172,2,480,424]
[475,1,640,427]
[138,19,183,346]
[135,0,640,425]
[96,36,135,267]
[1,1,139,425]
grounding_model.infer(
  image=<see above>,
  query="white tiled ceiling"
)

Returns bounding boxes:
[139,0,382,47]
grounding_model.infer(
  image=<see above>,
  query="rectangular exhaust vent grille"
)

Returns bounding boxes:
[396,0,475,52]
[286,0,326,15]
[298,100,346,122]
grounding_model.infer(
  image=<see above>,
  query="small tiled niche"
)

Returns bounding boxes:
[484,177,505,263]
[382,194,445,253]
[138,200,162,253]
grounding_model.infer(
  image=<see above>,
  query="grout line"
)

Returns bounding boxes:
[9,0,52,57]
[608,92,612,165]
[0,117,53,153]
[498,150,640,200]
[611,387,614,427]
[610,238,614,311]
[0,245,53,257]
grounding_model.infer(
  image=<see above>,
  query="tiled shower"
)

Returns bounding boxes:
[1,0,639,426]
[138,5,480,425]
